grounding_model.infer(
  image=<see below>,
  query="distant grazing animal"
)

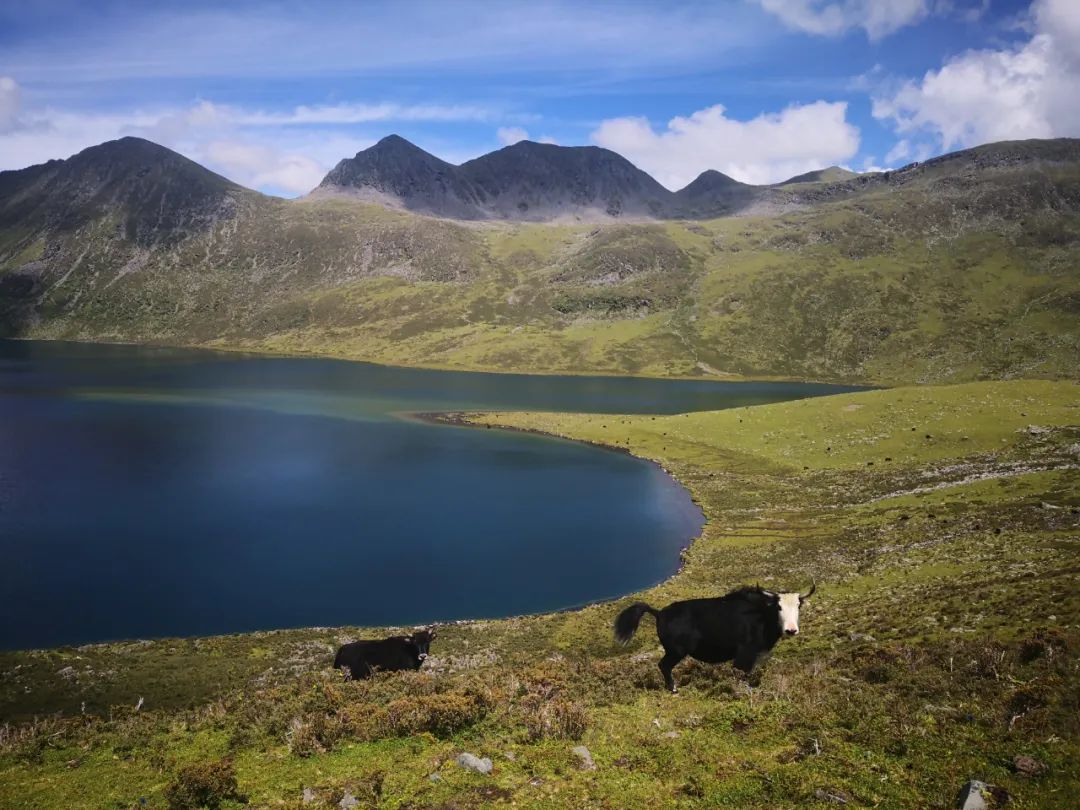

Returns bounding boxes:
[333,628,437,680]
[614,584,815,693]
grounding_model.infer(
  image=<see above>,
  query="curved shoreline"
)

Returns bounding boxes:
[410,409,708,600]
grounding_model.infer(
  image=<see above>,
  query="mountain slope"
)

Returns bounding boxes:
[0,136,250,244]
[778,165,859,185]
[457,140,674,219]
[1,136,1078,384]
[315,134,484,218]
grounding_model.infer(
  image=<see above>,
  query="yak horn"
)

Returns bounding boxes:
[801,582,817,600]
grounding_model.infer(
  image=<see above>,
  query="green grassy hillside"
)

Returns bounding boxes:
[2,140,1078,385]
[2,380,1076,808]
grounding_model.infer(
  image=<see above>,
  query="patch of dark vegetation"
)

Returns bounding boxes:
[551,289,656,316]
[165,757,245,810]
[553,225,692,284]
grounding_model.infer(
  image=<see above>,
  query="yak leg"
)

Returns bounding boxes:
[658,651,684,693]
[733,646,759,675]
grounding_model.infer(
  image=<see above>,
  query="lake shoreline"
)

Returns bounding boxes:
[0,334,879,388]
[412,408,707,594]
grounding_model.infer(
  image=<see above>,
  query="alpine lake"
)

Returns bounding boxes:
[0,340,861,650]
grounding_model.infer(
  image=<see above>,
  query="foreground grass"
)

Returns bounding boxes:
[1,380,1077,808]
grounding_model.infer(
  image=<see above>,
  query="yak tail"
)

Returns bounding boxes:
[614,602,660,645]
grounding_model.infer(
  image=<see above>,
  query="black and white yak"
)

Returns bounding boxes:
[614,584,816,692]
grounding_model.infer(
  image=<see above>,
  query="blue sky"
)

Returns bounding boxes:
[1,0,1077,196]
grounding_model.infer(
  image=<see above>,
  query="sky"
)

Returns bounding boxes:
[1,0,1078,197]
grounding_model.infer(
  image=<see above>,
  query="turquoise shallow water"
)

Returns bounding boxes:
[0,340,861,649]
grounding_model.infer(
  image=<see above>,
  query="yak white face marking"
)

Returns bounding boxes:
[778,593,801,636]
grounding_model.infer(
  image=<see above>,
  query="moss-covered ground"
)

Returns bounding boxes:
[1,379,1077,808]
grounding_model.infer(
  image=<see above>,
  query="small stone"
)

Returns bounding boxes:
[504,751,517,761]
[302,787,318,804]
[814,788,850,805]
[662,731,680,739]
[456,752,493,775]
[1012,754,1048,778]
[572,745,596,770]
[339,790,360,809]
[428,772,442,782]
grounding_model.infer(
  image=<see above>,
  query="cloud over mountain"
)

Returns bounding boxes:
[590,101,861,188]
[872,0,1080,151]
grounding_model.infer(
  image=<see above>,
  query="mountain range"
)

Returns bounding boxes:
[1,135,1078,384]
[313,134,773,220]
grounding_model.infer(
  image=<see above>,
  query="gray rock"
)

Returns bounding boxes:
[302,787,317,804]
[339,790,360,809]
[456,752,493,775]
[572,745,596,770]
[428,772,442,782]
[957,781,988,810]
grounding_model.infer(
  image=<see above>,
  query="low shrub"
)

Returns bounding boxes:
[165,757,245,810]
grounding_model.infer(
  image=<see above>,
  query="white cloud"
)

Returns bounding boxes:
[872,0,1080,150]
[201,140,326,195]
[755,0,928,40]
[496,126,530,146]
[0,76,21,132]
[236,102,496,126]
[884,139,911,164]
[1035,0,1080,65]
[591,101,860,188]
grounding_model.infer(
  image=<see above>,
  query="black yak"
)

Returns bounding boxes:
[333,628,437,680]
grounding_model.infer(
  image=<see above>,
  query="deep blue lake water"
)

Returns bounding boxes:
[0,341,860,650]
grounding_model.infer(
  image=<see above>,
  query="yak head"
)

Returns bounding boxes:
[410,627,437,661]
[764,583,816,637]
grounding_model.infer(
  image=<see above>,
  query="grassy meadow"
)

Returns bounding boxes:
[1,379,1076,808]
